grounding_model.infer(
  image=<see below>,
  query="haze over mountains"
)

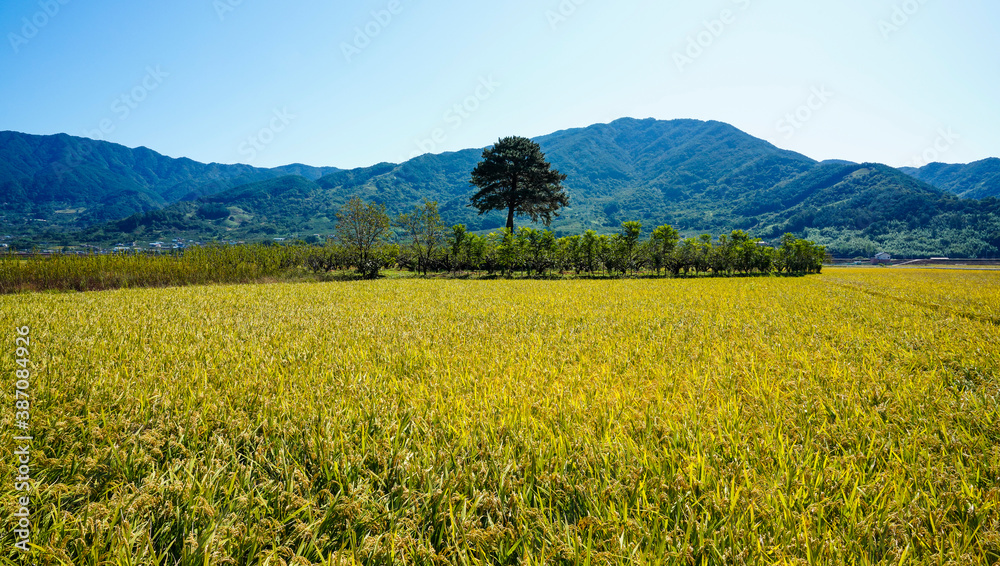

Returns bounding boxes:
[2,119,998,257]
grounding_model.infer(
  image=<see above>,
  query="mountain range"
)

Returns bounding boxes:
[1,119,998,258]
[900,159,1000,199]
[0,130,338,227]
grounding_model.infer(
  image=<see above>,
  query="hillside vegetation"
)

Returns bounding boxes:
[901,158,1000,199]
[84,160,1000,258]
[0,130,338,228]
[3,120,999,257]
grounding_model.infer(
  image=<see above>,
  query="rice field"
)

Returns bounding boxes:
[0,245,305,294]
[1,269,998,565]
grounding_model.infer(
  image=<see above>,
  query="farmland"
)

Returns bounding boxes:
[1,269,998,565]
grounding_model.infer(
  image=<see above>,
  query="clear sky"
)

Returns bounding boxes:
[1,0,997,170]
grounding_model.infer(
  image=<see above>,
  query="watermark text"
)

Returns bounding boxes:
[776,86,835,139]
[7,0,71,54]
[11,326,34,554]
[879,0,931,40]
[238,108,296,163]
[673,0,752,73]
[341,1,405,63]
[547,0,588,30]
[408,76,500,159]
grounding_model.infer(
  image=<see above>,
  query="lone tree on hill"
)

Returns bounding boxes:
[469,136,569,232]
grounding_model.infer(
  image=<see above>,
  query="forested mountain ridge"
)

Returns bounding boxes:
[77,119,826,242]
[900,158,1000,199]
[0,130,339,228]
[756,162,1000,258]
[3,119,999,257]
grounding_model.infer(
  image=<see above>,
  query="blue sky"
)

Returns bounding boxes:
[1,0,997,170]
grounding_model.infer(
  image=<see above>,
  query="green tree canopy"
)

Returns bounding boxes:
[335,196,392,278]
[397,199,445,275]
[469,136,569,232]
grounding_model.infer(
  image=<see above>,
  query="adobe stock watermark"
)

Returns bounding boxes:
[902,128,960,168]
[238,108,296,163]
[54,66,170,182]
[547,0,588,30]
[776,86,835,140]
[214,0,246,22]
[12,325,33,555]
[81,66,170,142]
[8,0,72,54]
[341,0,405,64]
[879,0,931,40]
[673,0,752,73]
[408,76,500,160]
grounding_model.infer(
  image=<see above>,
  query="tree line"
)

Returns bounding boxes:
[311,197,827,278]
[315,137,825,278]
[2,135,825,293]
[1,205,825,294]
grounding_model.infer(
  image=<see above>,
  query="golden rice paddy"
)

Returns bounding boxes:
[1,268,998,565]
